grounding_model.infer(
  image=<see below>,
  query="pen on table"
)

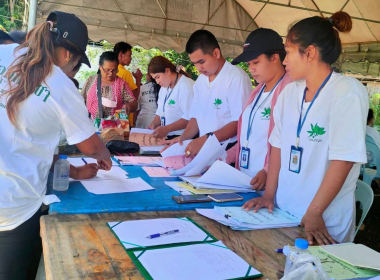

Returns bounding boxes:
[146,229,179,239]
[275,248,283,253]
[81,158,87,165]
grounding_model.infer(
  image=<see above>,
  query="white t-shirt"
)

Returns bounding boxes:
[269,72,368,243]
[190,61,251,143]
[156,75,194,135]
[239,89,274,177]
[0,44,95,231]
[135,82,158,128]
[366,126,380,150]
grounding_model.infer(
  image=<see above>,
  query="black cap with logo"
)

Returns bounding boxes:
[46,11,91,67]
[232,28,284,65]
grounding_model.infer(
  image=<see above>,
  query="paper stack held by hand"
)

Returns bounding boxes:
[180,160,255,192]
[129,128,165,154]
[197,206,301,230]
[115,156,162,166]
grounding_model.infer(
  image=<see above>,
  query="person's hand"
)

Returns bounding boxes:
[301,207,336,245]
[153,126,168,139]
[123,103,131,115]
[160,136,183,153]
[71,164,99,180]
[132,68,143,82]
[184,136,207,158]
[242,195,274,212]
[147,122,157,130]
[250,169,267,190]
[97,158,112,171]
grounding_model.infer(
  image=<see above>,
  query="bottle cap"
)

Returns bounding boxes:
[59,155,68,160]
[295,238,309,250]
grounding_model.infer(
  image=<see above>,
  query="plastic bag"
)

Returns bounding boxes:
[281,254,330,280]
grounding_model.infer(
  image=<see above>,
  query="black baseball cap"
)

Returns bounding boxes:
[232,28,284,65]
[46,11,91,67]
[0,30,14,44]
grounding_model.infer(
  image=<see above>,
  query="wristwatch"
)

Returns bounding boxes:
[206,132,214,138]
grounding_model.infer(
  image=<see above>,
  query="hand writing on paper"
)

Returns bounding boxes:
[250,169,267,191]
[184,136,207,158]
[301,208,336,245]
[97,158,112,171]
[153,126,168,139]
[160,136,183,153]
[71,164,99,180]
[241,196,274,213]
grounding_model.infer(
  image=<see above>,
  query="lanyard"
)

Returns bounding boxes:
[162,73,179,116]
[295,71,333,147]
[245,75,285,147]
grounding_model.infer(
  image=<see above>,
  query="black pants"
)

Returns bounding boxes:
[0,208,42,280]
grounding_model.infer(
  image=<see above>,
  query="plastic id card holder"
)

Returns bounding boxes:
[289,146,303,173]
[240,147,250,169]
[160,117,166,126]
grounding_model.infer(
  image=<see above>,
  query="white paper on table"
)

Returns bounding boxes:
[320,244,380,271]
[165,181,192,195]
[196,160,251,189]
[196,208,241,227]
[81,177,154,194]
[70,166,128,182]
[130,128,154,135]
[67,157,118,166]
[132,240,261,280]
[160,140,192,158]
[215,207,301,226]
[179,176,255,193]
[115,156,162,166]
[107,217,214,249]
[171,135,227,176]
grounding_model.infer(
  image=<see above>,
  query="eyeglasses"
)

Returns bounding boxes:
[101,67,119,74]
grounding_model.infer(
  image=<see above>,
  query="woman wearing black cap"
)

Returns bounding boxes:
[0,11,112,279]
[226,28,292,192]
[243,12,368,245]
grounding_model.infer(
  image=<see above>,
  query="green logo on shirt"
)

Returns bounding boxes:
[214,98,222,109]
[168,99,176,107]
[261,107,271,120]
[308,123,326,138]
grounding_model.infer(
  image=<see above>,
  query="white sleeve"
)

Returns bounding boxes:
[155,88,164,116]
[329,92,368,163]
[178,83,194,120]
[269,94,284,148]
[61,101,95,145]
[227,76,251,121]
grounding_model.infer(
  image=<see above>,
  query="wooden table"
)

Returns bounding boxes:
[40,211,304,280]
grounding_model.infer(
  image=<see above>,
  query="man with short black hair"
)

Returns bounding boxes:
[0,30,14,45]
[167,30,252,157]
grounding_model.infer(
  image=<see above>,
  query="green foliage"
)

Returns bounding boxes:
[369,94,380,126]
[77,70,97,81]
[0,0,25,31]
[307,123,326,138]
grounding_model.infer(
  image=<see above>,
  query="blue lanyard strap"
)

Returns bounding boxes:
[163,73,179,114]
[246,74,285,147]
[296,71,333,147]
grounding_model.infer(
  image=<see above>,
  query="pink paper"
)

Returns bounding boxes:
[163,155,192,169]
[142,167,175,177]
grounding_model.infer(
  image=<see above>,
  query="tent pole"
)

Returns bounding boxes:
[28,0,38,31]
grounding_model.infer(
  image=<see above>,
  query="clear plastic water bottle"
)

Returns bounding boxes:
[53,155,70,192]
[284,238,310,274]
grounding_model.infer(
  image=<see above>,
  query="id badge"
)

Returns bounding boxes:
[289,145,303,173]
[240,147,250,169]
[161,117,166,126]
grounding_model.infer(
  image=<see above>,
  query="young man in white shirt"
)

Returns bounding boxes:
[366,109,380,150]
[166,30,252,156]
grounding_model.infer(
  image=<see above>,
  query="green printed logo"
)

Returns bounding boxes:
[307,123,326,139]
[261,107,271,120]
[168,99,176,107]
[214,98,222,109]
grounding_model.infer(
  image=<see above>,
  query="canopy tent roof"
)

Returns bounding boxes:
[36,0,380,75]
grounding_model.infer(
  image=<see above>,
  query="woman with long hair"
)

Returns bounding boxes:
[0,12,111,279]
[244,12,368,245]
[148,56,194,139]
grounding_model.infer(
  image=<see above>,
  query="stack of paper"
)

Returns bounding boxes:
[115,156,162,166]
[160,140,192,169]
[180,160,254,192]
[197,206,301,230]
[308,246,380,280]
[129,128,165,154]
[171,135,227,176]
[165,181,242,195]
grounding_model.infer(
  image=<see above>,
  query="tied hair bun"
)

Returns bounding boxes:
[330,11,352,33]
